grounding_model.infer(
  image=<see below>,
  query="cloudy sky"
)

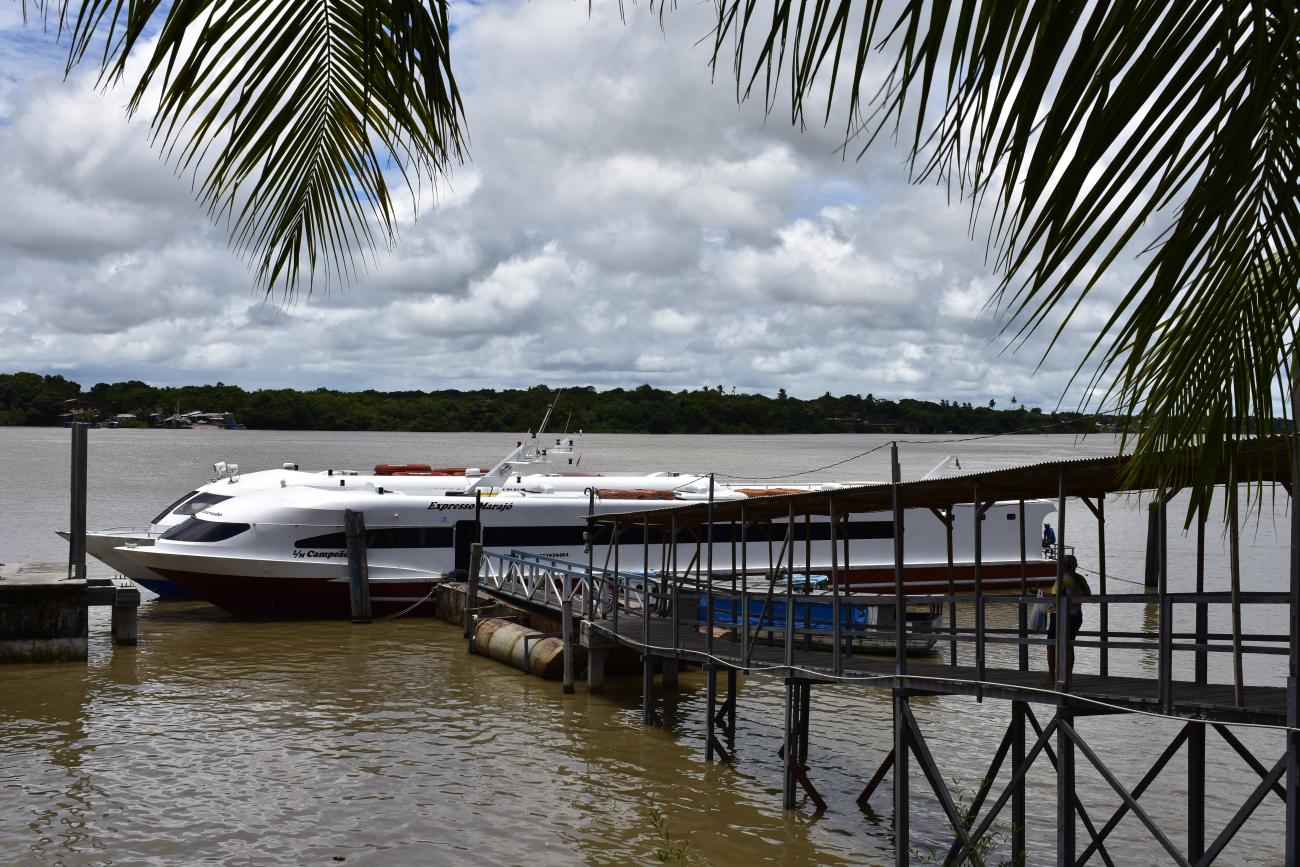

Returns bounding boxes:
[0,1,1134,406]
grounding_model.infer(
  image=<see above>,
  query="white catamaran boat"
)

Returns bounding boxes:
[63,427,598,597]
[116,475,1056,618]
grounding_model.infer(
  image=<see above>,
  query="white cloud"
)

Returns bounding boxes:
[0,0,1139,409]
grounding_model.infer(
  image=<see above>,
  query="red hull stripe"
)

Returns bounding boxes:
[154,568,438,619]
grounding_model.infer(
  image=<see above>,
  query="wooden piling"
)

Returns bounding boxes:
[68,422,87,582]
[1143,503,1159,593]
[344,510,371,623]
[561,596,575,694]
[662,657,679,690]
[588,647,606,693]
[111,582,140,645]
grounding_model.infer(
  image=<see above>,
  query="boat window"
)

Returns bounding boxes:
[173,492,234,517]
[161,518,251,543]
[294,527,455,550]
[154,492,234,524]
[151,491,199,524]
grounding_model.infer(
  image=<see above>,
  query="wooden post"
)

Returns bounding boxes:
[891,442,909,865]
[946,505,957,667]
[1096,495,1108,677]
[1195,513,1208,685]
[1158,494,1173,711]
[670,513,680,650]
[706,474,715,657]
[740,504,749,662]
[1054,472,1067,690]
[585,488,595,620]
[829,495,841,677]
[974,483,985,690]
[1057,709,1076,864]
[562,596,575,694]
[891,441,906,674]
[786,502,796,671]
[111,584,140,645]
[783,678,797,809]
[589,647,606,693]
[662,657,679,690]
[465,542,482,645]
[1229,481,1245,707]
[1012,702,1026,864]
[1188,720,1206,861]
[802,512,812,651]
[68,422,88,582]
[1018,499,1029,672]
[1143,503,1159,593]
[345,509,372,623]
[1288,357,1300,866]
[705,663,717,762]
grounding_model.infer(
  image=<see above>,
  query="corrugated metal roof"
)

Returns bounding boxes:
[594,435,1293,529]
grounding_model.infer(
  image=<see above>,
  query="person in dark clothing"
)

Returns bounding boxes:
[1042,554,1090,687]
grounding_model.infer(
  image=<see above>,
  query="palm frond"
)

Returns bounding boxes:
[709,0,1300,519]
[26,0,465,298]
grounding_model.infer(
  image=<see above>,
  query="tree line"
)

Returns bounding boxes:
[0,371,1103,435]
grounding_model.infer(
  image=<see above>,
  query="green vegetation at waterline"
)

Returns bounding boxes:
[0,372,1101,435]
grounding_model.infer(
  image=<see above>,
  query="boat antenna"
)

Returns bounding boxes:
[562,412,573,435]
[536,390,562,437]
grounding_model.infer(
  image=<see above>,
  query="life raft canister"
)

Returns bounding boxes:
[373,464,490,476]
[592,488,677,500]
[373,463,434,476]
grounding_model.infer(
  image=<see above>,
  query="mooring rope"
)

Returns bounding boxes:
[370,586,437,622]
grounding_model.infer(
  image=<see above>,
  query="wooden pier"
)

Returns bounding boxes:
[1,422,140,665]
[472,435,1300,865]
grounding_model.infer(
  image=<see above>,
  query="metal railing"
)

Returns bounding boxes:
[479,550,1287,714]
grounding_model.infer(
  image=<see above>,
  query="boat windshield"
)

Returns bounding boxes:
[151,492,234,525]
[161,518,250,543]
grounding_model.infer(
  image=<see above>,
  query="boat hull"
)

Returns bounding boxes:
[58,529,196,600]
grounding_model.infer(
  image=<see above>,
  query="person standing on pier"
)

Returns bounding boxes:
[1042,554,1090,687]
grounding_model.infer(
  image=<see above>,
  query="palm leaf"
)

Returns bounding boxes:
[25,0,465,298]
[708,0,1300,519]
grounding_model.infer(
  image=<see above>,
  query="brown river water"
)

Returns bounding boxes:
[0,428,1290,864]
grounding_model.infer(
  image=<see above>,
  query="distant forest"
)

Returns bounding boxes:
[0,371,1104,435]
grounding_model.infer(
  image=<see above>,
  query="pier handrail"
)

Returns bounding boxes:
[479,543,1290,724]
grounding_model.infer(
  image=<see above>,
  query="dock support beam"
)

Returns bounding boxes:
[464,542,482,645]
[588,647,605,693]
[68,422,87,582]
[1188,720,1205,861]
[782,678,823,811]
[641,654,659,726]
[1056,707,1076,866]
[561,596,575,694]
[1012,702,1026,865]
[894,689,910,865]
[662,657,679,690]
[704,663,732,762]
[344,509,371,623]
[1289,364,1300,867]
[111,583,140,645]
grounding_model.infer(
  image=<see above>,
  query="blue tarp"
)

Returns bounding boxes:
[702,595,877,630]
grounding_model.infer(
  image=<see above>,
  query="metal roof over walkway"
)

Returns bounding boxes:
[594,435,1294,529]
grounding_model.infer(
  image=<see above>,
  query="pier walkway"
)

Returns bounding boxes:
[473,435,1300,865]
